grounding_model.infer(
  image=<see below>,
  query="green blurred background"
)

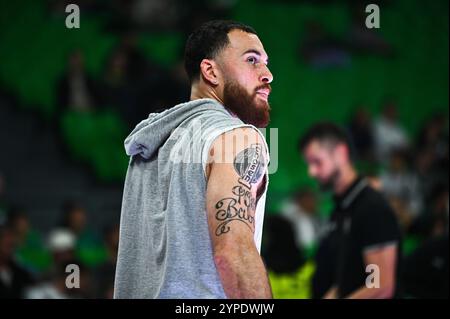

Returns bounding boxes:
[0,0,448,299]
[0,0,447,208]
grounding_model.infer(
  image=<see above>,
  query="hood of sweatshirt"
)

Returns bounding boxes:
[124,98,232,159]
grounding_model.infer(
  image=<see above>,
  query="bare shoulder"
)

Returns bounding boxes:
[209,126,267,163]
[206,127,268,181]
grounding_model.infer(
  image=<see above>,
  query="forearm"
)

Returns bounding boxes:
[346,285,394,299]
[206,131,272,299]
[355,244,398,299]
[323,286,338,299]
[214,248,272,299]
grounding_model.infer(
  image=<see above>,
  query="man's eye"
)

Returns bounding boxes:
[247,57,257,64]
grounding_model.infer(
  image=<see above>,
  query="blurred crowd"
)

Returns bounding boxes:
[262,101,449,299]
[55,36,189,129]
[299,3,395,70]
[0,198,119,298]
[48,0,236,34]
[51,0,237,130]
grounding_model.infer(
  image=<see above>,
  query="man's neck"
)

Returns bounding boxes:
[334,165,358,196]
[190,83,224,105]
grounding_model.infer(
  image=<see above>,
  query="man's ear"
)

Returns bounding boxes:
[335,143,350,164]
[200,59,220,86]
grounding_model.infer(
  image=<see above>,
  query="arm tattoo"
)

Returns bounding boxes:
[214,144,266,236]
[233,143,266,187]
[215,180,256,236]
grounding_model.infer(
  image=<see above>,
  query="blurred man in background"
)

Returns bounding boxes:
[93,224,119,299]
[60,201,106,268]
[0,225,35,298]
[299,123,402,299]
[380,149,423,230]
[5,207,49,275]
[56,50,101,117]
[373,99,410,164]
[281,188,323,253]
[347,106,375,163]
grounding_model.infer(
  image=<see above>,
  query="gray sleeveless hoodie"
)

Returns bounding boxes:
[113,98,269,299]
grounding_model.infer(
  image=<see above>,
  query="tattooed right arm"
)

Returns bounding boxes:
[206,128,272,299]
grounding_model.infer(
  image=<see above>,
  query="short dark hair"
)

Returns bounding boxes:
[184,20,257,83]
[298,122,353,156]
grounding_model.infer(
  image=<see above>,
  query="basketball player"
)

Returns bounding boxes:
[114,20,273,299]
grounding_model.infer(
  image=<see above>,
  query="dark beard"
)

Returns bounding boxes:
[222,80,271,128]
[318,169,340,192]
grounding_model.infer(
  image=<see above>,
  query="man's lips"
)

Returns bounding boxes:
[256,88,271,99]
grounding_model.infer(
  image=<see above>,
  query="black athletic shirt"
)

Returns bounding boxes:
[313,177,402,298]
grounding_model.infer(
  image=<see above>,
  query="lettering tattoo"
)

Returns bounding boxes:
[214,144,267,236]
[215,181,256,236]
[233,144,266,187]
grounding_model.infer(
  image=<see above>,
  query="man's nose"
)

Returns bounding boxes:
[308,166,317,178]
[260,65,273,84]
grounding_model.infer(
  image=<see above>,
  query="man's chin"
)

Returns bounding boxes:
[254,95,269,107]
[318,181,334,192]
[256,94,269,104]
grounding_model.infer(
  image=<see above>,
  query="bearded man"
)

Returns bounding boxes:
[114,20,274,299]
